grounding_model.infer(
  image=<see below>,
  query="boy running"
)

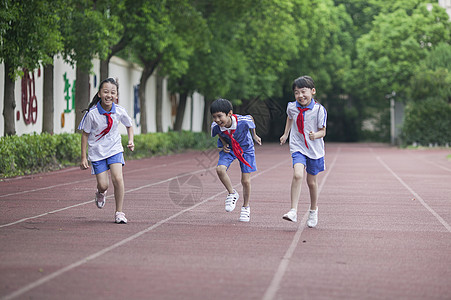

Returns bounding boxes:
[210,98,261,222]
[280,76,327,227]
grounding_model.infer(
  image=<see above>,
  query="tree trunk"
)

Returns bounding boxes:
[156,73,164,132]
[100,36,128,81]
[202,97,214,133]
[99,58,109,81]
[138,65,153,134]
[174,92,188,132]
[3,61,16,136]
[138,53,162,134]
[75,66,90,131]
[42,62,54,134]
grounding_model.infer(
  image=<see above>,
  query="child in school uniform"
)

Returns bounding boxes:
[78,77,134,224]
[210,98,261,222]
[280,76,327,227]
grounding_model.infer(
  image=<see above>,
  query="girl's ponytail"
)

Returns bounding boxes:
[82,94,101,114]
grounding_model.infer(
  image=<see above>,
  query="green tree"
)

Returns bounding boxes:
[123,1,170,133]
[167,0,211,132]
[173,0,300,132]
[97,0,134,80]
[0,0,62,136]
[60,0,121,129]
[408,42,451,103]
[231,0,299,100]
[191,0,256,132]
[42,0,68,134]
[126,0,205,133]
[156,0,208,132]
[352,3,450,106]
[334,0,395,41]
[346,2,450,141]
[401,98,451,146]
[275,0,353,141]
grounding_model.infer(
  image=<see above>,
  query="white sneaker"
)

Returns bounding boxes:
[95,190,106,208]
[307,207,318,228]
[115,211,127,224]
[239,206,250,222]
[225,190,239,212]
[283,209,297,222]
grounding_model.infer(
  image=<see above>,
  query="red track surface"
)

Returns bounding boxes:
[1,143,450,300]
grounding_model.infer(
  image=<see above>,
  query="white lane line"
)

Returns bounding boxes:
[422,158,451,172]
[0,167,80,182]
[1,159,287,300]
[0,179,92,199]
[0,157,194,198]
[0,166,215,228]
[262,147,340,300]
[0,200,93,228]
[377,156,451,233]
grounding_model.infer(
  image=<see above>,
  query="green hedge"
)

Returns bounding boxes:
[0,131,216,178]
[123,131,216,159]
[400,98,451,146]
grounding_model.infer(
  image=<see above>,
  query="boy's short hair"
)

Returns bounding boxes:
[292,75,315,91]
[210,98,233,114]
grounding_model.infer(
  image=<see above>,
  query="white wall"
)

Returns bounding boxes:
[182,92,205,132]
[0,55,204,136]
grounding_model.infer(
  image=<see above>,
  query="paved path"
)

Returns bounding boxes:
[1,143,450,300]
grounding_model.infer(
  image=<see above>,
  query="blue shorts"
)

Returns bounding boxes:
[292,152,324,175]
[218,150,257,173]
[91,152,125,175]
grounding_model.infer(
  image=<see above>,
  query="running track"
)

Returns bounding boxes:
[0,143,450,300]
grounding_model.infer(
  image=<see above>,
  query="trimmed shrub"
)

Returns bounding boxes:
[1,131,216,178]
[401,98,451,146]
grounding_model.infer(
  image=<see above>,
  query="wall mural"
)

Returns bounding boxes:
[20,69,38,125]
[61,72,76,128]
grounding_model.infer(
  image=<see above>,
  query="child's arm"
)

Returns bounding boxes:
[126,126,134,151]
[218,135,231,153]
[80,131,89,170]
[252,128,262,145]
[280,116,293,145]
[249,115,262,145]
[308,127,326,140]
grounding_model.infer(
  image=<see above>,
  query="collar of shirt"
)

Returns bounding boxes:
[296,99,315,110]
[96,101,117,114]
[220,115,237,132]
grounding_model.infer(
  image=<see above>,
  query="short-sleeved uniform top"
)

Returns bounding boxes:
[78,102,133,162]
[287,100,327,159]
[211,114,256,155]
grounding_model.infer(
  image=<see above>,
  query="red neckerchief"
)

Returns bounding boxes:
[95,112,113,141]
[222,114,253,169]
[296,107,310,149]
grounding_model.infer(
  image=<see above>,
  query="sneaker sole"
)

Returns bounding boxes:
[282,215,297,223]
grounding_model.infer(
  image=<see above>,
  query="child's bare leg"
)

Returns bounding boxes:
[306,173,318,210]
[95,171,109,193]
[290,163,305,210]
[109,163,125,212]
[241,172,251,207]
[216,165,234,194]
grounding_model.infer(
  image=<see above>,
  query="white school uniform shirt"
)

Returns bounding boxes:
[78,102,133,162]
[287,99,327,159]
